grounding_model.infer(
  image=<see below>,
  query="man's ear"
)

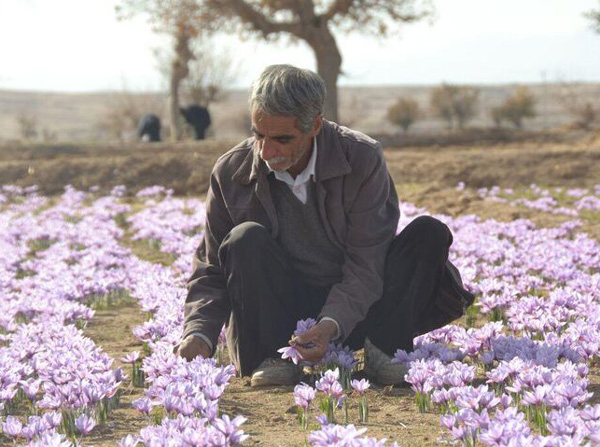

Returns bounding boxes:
[311,114,323,137]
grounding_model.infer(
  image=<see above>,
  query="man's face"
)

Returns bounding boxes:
[251,111,321,176]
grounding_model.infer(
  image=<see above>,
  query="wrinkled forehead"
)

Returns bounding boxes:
[251,111,301,134]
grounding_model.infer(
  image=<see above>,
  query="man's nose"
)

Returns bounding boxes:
[260,138,277,160]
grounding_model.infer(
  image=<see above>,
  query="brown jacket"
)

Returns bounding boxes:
[183,120,400,347]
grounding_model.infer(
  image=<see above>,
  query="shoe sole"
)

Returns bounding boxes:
[250,370,302,387]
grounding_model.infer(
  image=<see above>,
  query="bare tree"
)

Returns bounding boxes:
[491,86,536,129]
[585,2,600,33]
[205,0,433,122]
[182,41,239,107]
[116,0,214,141]
[430,84,479,130]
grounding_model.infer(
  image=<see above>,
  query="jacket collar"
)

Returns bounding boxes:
[231,120,351,185]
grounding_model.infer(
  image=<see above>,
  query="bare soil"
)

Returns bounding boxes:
[1,131,600,196]
[83,301,150,447]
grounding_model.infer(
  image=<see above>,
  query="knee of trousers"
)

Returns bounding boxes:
[218,222,271,268]
[407,215,453,253]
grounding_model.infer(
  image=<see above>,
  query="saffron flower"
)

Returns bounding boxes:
[74,414,96,435]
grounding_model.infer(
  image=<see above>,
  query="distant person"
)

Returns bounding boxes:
[180,105,211,140]
[137,114,161,142]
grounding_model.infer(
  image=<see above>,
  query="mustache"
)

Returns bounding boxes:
[264,156,287,165]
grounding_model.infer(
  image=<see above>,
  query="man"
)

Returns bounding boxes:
[137,114,161,142]
[175,65,474,387]
[180,105,211,140]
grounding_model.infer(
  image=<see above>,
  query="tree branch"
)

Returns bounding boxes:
[214,0,304,37]
[320,0,354,23]
[584,5,600,33]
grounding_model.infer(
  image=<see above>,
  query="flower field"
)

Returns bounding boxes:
[1,182,600,447]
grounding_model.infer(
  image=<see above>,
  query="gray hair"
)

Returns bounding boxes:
[249,64,326,134]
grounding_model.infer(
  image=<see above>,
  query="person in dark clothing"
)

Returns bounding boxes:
[175,65,475,387]
[180,105,212,140]
[136,114,161,142]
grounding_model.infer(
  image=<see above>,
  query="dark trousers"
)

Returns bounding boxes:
[218,216,459,376]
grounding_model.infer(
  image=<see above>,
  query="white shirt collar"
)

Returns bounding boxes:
[269,138,317,187]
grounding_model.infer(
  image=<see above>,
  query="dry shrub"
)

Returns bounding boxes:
[557,83,598,130]
[16,113,38,141]
[41,128,58,143]
[491,86,537,129]
[430,84,479,130]
[96,91,166,141]
[387,97,420,133]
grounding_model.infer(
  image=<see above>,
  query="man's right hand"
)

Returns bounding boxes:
[173,335,211,361]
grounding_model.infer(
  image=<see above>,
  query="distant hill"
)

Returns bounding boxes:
[1,83,599,142]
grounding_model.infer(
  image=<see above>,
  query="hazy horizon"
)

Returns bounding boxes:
[3,79,600,96]
[1,0,600,93]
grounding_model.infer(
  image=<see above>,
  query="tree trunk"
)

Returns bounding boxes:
[169,29,194,142]
[309,29,342,123]
[168,75,183,141]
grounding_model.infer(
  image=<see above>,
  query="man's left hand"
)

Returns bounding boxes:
[291,320,338,364]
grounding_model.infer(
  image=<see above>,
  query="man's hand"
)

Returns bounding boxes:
[291,320,337,364]
[173,335,211,361]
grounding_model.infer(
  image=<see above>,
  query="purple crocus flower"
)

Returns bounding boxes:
[2,415,23,437]
[74,414,96,435]
[132,397,153,414]
[295,318,317,335]
[121,351,140,364]
[277,345,303,364]
[278,318,319,364]
[21,416,50,441]
[294,383,316,410]
[20,378,42,399]
[315,414,329,425]
[43,411,63,429]
[118,434,140,447]
[350,379,370,396]
[308,423,367,446]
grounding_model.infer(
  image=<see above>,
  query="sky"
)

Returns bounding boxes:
[1,0,600,92]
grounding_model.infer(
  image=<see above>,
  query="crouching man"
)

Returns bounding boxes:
[175,64,474,386]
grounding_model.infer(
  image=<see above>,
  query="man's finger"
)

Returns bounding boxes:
[296,345,325,363]
[292,336,305,345]
[296,342,323,355]
[292,333,313,345]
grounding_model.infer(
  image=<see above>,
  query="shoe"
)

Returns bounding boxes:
[250,358,303,387]
[363,338,408,386]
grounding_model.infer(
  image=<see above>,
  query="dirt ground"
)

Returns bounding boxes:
[5,133,600,446]
[1,130,599,196]
[83,301,151,446]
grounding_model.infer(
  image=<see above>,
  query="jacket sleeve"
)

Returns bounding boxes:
[318,144,400,340]
[182,169,233,350]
